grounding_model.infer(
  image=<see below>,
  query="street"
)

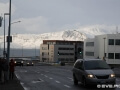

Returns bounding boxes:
[15,64,120,90]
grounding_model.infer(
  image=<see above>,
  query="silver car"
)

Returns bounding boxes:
[72,59,116,87]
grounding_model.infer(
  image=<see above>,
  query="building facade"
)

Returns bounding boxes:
[84,34,120,64]
[40,40,83,63]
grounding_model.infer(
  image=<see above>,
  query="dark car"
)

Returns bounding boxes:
[26,60,34,66]
[15,59,24,66]
[72,59,116,87]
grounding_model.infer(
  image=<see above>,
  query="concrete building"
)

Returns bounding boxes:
[40,40,83,63]
[84,33,120,64]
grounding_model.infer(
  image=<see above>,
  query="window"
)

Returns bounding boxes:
[115,53,120,59]
[108,53,114,59]
[74,61,83,69]
[115,39,120,45]
[86,42,94,46]
[42,47,47,50]
[108,39,114,45]
[42,52,44,56]
[58,48,74,50]
[85,52,94,56]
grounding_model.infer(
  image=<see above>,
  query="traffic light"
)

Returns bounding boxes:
[80,51,82,54]
[0,16,3,27]
[78,48,82,54]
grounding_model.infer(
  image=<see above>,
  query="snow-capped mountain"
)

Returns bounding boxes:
[0,27,117,49]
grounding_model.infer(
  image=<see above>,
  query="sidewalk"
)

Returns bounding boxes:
[0,74,24,90]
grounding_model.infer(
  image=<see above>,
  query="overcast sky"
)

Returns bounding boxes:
[0,0,120,35]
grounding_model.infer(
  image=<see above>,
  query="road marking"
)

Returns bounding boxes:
[45,71,49,72]
[49,77,53,80]
[44,75,48,77]
[55,80,61,83]
[67,77,73,81]
[31,79,44,83]
[38,78,44,82]
[64,85,71,88]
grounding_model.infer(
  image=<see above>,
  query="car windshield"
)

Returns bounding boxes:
[84,60,110,70]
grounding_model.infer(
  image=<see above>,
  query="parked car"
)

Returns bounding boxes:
[72,59,116,87]
[14,59,24,66]
[26,60,34,66]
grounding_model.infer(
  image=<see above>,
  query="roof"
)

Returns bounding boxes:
[76,58,102,62]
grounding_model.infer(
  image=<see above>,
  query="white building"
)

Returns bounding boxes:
[84,33,120,64]
[40,40,83,63]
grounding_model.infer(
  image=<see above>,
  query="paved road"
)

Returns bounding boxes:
[15,65,120,90]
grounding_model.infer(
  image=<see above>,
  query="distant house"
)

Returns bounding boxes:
[40,40,83,63]
[84,33,120,64]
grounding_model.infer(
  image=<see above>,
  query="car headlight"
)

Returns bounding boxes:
[21,61,23,63]
[32,63,34,64]
[110,74,115,78]
[87,74,94,78]
[27,63,29,64]
[14,61,16,63]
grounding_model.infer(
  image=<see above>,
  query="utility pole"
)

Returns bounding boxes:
[7,0,11,66]
[4,13,9,58]
[0,16,3,27]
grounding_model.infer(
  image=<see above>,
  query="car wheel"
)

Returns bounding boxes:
[73,74,78,85]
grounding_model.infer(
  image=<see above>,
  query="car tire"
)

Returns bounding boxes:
[73,74,78,85]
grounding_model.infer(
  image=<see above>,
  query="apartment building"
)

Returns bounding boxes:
[40,40,83,63]
[84,33,120,64]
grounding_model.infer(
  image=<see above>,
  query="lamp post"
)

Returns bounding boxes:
[22,39,28,57]
[7,21,21,57]
[7,0,12,65]
[4,13,9,58]
[103,37,106,60]
[35,45,36,57]
[0,42,4,57]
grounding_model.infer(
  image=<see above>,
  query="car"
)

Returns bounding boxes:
[26,60,34,66]
[14,59,24,66]
[72,59,116,87]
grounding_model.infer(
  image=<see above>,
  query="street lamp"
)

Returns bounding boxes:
[11,21,21,25]
[103,37,106,60]
[22,39,28,57]
[7,0,12,66]
[0,42,4,57]
[4,13,9,58]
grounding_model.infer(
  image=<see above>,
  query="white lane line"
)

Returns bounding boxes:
[15,73,29,90]
[45,71,49,72]
[64,85,71,88]
[31,78,44,83]
[67,77,73,81]
[55,80,61,83]
[49,77,53,80]
[44,75,48,77]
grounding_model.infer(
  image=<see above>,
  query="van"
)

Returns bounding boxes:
[72,59,116,87]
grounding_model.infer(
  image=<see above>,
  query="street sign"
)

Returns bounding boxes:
[6,36,12,42]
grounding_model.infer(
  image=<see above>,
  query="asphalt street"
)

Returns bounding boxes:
[15,65,120,90]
